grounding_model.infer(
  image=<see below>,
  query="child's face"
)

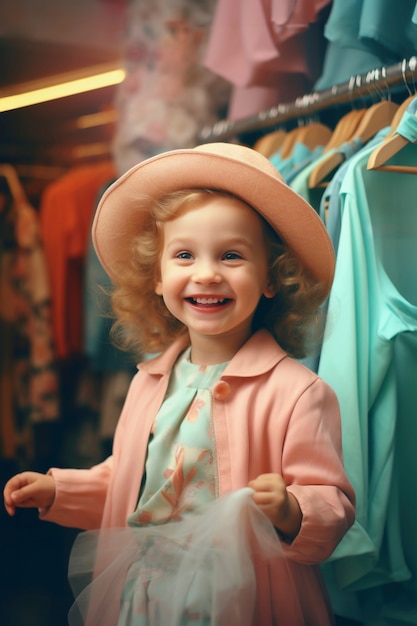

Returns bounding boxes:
[155,195,274,361]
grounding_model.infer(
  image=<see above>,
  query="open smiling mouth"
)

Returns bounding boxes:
[187,297,232,307]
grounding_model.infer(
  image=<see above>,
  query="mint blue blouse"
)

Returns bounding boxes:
[128,349,228,527]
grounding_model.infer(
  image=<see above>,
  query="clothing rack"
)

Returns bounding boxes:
[199,56,417,142]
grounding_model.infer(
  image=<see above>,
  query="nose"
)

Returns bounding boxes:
[191,260,222,284]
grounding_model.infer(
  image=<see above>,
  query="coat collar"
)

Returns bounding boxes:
[139,330,288,378]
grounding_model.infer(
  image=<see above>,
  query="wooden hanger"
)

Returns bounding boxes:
[366,117,417,172]
[279,122,332,159]
[253,129,286,157]
[278,127,301,159]
[386,94,417,136]
[309,101,398,188]
[0,164,28,204]
[367,96,417,172]
[308,109,365,188]
[308,151,346,189]
[350,99,398,144]
[322,108,366,153]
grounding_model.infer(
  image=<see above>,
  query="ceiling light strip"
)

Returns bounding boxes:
[0,67,126,112]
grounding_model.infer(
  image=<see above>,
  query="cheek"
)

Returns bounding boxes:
[154,265,177,297]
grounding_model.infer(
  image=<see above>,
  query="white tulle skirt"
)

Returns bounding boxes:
[67,488,293,626]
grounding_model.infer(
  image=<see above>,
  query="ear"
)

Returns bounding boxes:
[155,281,163,296]
[263,280,277,299]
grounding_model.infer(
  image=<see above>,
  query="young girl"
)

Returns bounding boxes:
[3,142,355,625]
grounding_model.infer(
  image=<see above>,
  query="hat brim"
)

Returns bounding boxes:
[92,143,335,300]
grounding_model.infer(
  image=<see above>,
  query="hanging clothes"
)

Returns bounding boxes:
[269,140,327,184]
[315,0,417,91]
[204,0,330,119]
[314,99,417,625]
[0,175,59,463]
[255,95,417,624]
[113,0,230,175]
[318,128,391,255]
[39,161,115,360]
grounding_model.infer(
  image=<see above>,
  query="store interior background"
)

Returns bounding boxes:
[0,0,126,198]
[1,1,127,624]
[1,2,416,625]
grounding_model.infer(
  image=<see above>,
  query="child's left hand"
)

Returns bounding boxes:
[248,473,302,540]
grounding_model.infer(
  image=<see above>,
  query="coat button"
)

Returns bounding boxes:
[212,380,230,401]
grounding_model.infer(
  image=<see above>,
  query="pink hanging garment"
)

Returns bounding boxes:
[204,0,331,119]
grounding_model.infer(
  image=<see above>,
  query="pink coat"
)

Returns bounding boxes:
[42,330,355,625]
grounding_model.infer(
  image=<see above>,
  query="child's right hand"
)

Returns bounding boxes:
[3,472,55,516]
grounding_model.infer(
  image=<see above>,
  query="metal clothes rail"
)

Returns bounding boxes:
[199,56,417,142]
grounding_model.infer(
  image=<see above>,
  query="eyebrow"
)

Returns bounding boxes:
[165,235,256,250]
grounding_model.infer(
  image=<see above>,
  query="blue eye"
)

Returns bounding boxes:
[176,251,193,259]
[223,251,241,260]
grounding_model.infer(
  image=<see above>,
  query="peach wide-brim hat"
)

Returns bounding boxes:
[92,142,335,301]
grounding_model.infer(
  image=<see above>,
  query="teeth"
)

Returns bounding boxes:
[194,297,225,304]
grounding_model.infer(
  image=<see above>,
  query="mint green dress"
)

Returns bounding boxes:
[317,102,417,624]
[119,348,229,625]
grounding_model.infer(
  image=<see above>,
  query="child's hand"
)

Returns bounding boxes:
[3,472,55,516]
[248,473,302,540]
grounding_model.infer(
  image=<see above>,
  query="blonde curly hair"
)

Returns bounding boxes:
[109,189,326,359]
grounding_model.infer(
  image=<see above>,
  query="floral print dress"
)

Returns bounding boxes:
[119,348,229,625]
